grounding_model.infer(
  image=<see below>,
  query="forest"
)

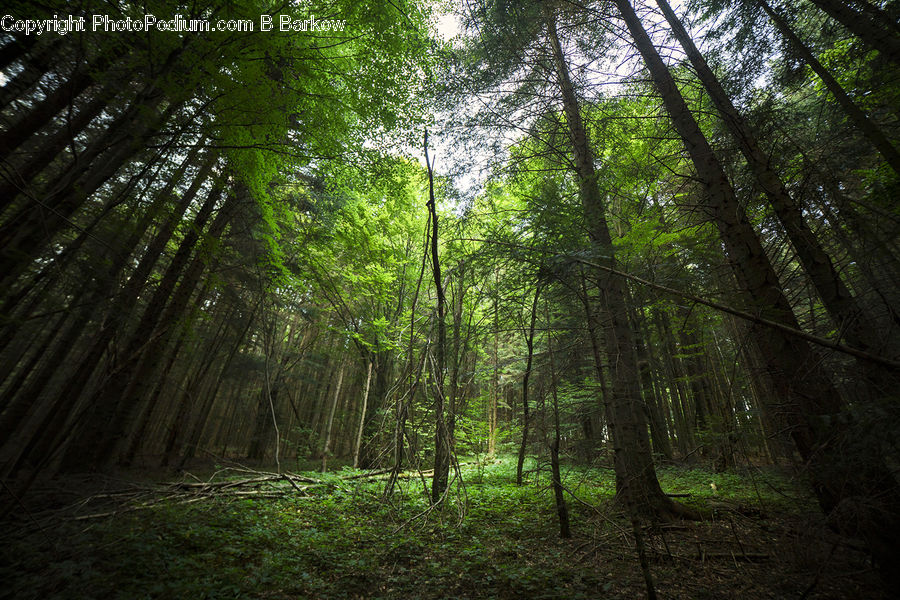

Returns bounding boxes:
[0,0,898,597]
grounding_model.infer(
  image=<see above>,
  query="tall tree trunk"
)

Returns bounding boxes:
[547,10,688,520]
[546,313,571,538]
[0,150,190,442]
[629,300,673,460]
[352,359,374,468]
[806,0,900,64]
[489,271,499,457]
[0,95,176,290]
[85,186,239,468]
[0,47,119,163]
[616,0,900,581]
[321,360,345,473]
[175,305,258,468]
[653,309,695,455]
[0,34,36,73]
[425,132,450,504]
[128,325,194,466]
[0,94,108,217]
[0,37,60,110]
[10,177,222,479]
[39,154,215,422]
[658,0,898,392]
[577,272,611,449]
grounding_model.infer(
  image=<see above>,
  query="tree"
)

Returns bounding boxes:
[613,0,900,581]
[545,6,689,520]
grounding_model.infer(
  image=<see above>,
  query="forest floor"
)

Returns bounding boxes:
[0,456,887,599]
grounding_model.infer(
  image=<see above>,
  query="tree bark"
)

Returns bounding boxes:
[0,46,119,163]
[321,360,345,473]
[658,0,899,390]
[0,34,36,73]
[86,185,239,468]
[629,300,673,460]
[352,359,374,468]
[547,10,687,520]
[0,94,175,290]
[20,179,222,476]
[0,37,61,110]
[0,93,108,217]
[425,132,451,504]
[806,0,900,65]
[616,0,900,581]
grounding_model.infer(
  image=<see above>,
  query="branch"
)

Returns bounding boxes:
[453,237,900,371]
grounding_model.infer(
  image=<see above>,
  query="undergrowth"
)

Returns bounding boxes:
[0,458,854,600]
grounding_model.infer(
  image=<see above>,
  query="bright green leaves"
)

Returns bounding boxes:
[172,0,438,283]
[288,158,430,355]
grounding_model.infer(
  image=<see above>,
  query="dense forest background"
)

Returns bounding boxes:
[1,0,898,597]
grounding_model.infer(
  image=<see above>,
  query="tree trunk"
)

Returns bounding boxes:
[0,37,60,110]
[22,180,222,476]
[547,10,688,520]
[546,315,571,538]
[658,0,899,392]
[176,307,258,468]
[0,94,108,217]
[616,0,900,581]
[629,300,673,460]
[426,132,450,504]
[756,0,900,175]
[806,0,900,65]
[0,34,36,73]
[321,360,345,473]
[352,359,374,468]
[0,94,175,290]
[89,186,239,467]
[0,47,119,163]
[0,150,188,442]
[517,282,542,485]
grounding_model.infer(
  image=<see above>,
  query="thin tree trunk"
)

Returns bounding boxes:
[517,282,542,485]
[322,360,345,473]
[0,94,108,218]
[0,151,188,441]
[11,178,222,479]
[629,299,673,460]
[88,187,239,467]
[352,359,374,468]
[176,305,258,468]
[425,132,450,504]
[658,0,898,392]
[0,34,36,73]
[546,318,571,539]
